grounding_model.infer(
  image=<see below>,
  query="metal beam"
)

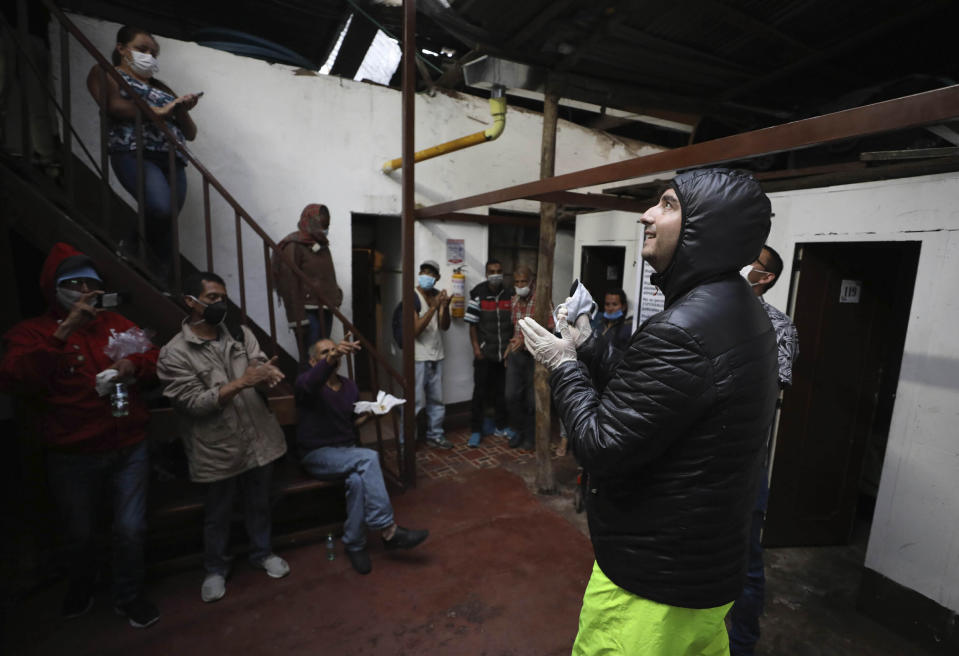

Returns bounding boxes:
[525,191,649,213]
[422,212,540,227]
[415,84,959,218]
[400,0,417,487]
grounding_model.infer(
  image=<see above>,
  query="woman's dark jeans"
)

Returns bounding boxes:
[110,150,187,266]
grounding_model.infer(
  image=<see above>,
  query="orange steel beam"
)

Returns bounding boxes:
[416,84,959,218]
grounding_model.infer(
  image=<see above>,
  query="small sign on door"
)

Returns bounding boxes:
[840,279,862,304]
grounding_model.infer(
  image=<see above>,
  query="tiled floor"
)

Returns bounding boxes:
[357,418,564,481]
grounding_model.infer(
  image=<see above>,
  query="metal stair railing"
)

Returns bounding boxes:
[9,0,412,486]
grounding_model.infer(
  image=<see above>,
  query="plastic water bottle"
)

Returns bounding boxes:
[111,382,130,417]
[326,533,335,561]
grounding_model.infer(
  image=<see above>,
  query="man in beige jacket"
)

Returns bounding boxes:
[158,271,290,603]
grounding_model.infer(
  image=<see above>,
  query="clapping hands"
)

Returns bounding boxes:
[243,356,284,389]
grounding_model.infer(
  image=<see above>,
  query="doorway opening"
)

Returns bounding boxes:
[351,213,402,391]
[765,241,920,554]
[580,245,626,301]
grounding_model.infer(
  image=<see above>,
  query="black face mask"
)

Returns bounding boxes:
[203,301,228,325]
[190,296,228,325]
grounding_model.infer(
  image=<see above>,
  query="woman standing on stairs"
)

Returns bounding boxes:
[87,25,201,279]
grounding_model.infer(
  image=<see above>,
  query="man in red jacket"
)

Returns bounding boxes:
[0,243,160,628]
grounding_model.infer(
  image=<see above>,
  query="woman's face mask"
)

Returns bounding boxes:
[418,274,437,291]
[307,218,329,240]
[515,286,530,298]
[604,309,624,321]
[127,50,159,78]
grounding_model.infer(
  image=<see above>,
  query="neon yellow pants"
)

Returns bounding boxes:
[572,561,733,656]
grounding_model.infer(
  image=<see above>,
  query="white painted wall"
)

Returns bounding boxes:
[765,173,959,613]
[53,14,659,404]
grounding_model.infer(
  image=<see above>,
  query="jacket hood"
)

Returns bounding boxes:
[40,242,96,307]
[650,168,771,305]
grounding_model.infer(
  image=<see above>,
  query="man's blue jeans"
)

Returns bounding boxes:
[300,446,394,551]
[202,463,274,576]
[46,441,149,605]
[415,360,445,440]
[110,150,187,262]
[729,473,769,656]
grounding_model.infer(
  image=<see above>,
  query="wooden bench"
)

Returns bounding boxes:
[146,405,347,568]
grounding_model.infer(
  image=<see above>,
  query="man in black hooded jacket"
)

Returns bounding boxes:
[520,168,779,654]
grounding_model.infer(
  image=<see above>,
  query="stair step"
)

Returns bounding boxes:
[148,392,297,432]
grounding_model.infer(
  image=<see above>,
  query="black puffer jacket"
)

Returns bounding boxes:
[551,168,779,609]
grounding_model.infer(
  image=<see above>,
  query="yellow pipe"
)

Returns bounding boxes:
[382,95,507,173]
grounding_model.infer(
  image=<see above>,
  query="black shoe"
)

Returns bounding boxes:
[114,597,160,628]
[383,526,429,551]
[346,548,372,575]
[62,579,95,619]
[508,433,524,449]
[520,438,535,451]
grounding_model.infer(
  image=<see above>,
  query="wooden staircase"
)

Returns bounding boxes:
[2,155,343,571]
[1,4,411,582]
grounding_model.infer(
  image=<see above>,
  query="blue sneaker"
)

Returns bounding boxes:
[468,432,483,448]
[481,417,496,436]
[494,427,509,438]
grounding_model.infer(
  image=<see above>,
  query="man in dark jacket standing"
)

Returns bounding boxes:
[520,169,778,655]
[464,259,513,447]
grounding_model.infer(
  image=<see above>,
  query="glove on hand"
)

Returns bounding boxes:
[556,299,594,348]
[519,316,577,371]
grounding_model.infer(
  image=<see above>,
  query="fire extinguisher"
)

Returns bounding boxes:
[450,266,466,319]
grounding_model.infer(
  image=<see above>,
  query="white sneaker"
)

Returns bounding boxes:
[201,574,226,603]
[255,554,290,579]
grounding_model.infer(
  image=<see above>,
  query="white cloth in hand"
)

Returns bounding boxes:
[95,368,119,397]
[354,390,407,416]
[519,316,576,371]
[557,303,594,348]
[553,278,596,328]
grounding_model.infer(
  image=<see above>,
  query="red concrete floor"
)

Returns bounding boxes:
[7,457,594,656]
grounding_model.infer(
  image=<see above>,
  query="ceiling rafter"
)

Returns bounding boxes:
[715,0,948,102]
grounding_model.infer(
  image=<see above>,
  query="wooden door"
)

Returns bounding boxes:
[764,242,919,546]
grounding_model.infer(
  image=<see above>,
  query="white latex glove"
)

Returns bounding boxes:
[518,316,576,371]
[557,300,593,348]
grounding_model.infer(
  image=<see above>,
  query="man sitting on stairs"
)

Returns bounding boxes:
[295,336,428,574]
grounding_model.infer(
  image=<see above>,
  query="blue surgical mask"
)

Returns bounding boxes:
[604,310,624,321]
[418,274,436,290]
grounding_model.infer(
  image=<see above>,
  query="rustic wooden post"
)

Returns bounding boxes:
[532,83,559,494]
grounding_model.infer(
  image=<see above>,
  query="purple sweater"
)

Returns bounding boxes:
[294,358,359,458]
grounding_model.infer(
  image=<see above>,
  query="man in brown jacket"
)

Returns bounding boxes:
[158,271,291,603]
[272,203,343,360]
